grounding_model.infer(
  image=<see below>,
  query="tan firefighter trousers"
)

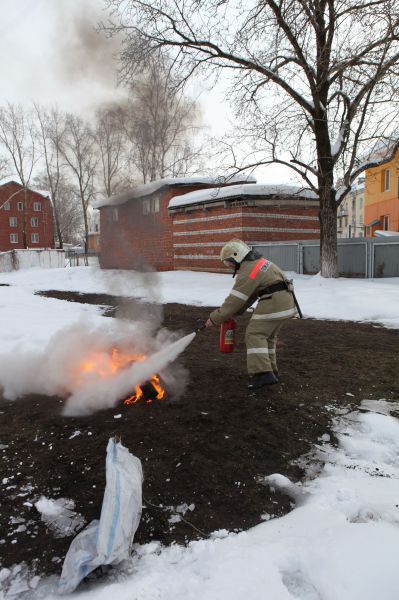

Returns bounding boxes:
[245,318,286,375]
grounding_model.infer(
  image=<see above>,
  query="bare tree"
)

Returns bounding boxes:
[56,178,85,244]
[60,114,98,264]
[35,171,83,244]
[0,103,38,247]
[122,52,203,183]
[104,0,399,277]
[0,155,9,181]
[34,105,68,248]
[94,104,132,196]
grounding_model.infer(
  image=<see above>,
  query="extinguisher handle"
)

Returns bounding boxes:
[196,324,207,332]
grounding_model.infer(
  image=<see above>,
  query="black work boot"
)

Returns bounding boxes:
[247,371,278,390]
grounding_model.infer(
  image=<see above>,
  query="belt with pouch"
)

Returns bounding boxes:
[258,281,288,297]
[258,280,303,318]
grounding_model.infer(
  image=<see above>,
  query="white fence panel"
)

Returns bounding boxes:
[0,249,65,272]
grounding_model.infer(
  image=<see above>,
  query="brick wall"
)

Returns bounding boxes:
[99,184,209,271]
[0,181,55,251]
[171,202,320,271]
[99,183,320,273]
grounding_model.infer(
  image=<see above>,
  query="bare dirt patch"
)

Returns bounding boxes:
[1,291,398,577]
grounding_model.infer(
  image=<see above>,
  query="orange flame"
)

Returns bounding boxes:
[78,347,145,378]
[76,347,166,405]
[124,374,166,406]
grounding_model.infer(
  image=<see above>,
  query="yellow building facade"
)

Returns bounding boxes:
[364,149,399,236]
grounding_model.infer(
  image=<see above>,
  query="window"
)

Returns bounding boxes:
[3,200,10,211]
[152,196,160,213]
[383,169,390,191]
[382,215,390,230]
[9,217,18,227]
[143,199,151,215]
[33,201,42,211]
[31,217,39,227]
[17,201,23,211]
[10,233,18,244]
[31,233,39,244]
[112,208,119,222]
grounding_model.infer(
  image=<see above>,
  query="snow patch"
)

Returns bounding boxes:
[35,497,85,538]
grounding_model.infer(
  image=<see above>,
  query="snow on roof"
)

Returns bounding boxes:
[0,178,24,189]
[374,230,399,238]
[168,183,318,209]
[33,189,51,199]
[0,179,50,199]
[94,174,257,209]
[357,136,399,169]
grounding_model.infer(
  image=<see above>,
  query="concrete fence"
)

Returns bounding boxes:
[0,249,65,272]
[254,236,399,278]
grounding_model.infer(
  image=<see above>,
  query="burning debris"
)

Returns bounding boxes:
[76,347,167,405]
[0,316,195,416]
[124,374,166,405]
[63,331,195,415]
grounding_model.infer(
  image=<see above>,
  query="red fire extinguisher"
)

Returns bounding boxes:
[219,318,236,353]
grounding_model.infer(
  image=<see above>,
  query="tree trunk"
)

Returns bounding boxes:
[22,187,28,249]
[315,110,338,278]
[54,209,63,249]
[319,187,338,278]
[83,205,89,267]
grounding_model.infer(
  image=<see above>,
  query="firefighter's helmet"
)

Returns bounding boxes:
[220,239,251,264]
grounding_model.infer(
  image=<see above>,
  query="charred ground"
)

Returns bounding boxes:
[1,291,398,577]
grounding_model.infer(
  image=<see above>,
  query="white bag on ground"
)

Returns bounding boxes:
[58,437,143,595]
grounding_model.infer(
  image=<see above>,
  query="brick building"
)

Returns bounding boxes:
[337,177,365,238]
[364,148,399,236]
[97,176,320,272]
[0,181,55,251]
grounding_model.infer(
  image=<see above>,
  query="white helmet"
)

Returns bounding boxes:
[220,239,251,264]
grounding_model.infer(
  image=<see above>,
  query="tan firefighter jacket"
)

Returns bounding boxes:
[209,257,297,326]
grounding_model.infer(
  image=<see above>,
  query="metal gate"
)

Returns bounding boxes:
[254,237,399,278]
[372,242,399,277]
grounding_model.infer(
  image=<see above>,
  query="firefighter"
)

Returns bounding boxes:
[205,239,298,390]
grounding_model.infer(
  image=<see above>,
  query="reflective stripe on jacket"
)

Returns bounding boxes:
[209,258,296,326]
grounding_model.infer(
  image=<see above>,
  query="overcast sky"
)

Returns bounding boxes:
[0,0,289,183]
[0,0,130,112]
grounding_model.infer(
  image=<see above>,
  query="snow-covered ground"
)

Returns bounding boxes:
[1,265,399,599]
[1,266,399,347]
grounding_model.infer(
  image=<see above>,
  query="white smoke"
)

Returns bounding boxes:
[65,332,196,416]
[0,318,195,416]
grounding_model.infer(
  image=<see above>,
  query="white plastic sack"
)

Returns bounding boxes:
[58,437,143,594]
